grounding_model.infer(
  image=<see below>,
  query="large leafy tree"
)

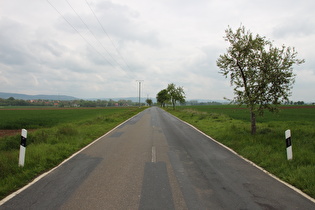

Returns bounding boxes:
[217,26,304,135]
[156,83,185,109]
[167,83,186,109]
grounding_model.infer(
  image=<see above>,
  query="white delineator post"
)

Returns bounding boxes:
[285,129,293,160]
[19,129,27,167]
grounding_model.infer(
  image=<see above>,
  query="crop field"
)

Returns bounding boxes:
[0,107,132,130]
[182,105,315,123]
[167,105,315,198]
[0,106,144,199]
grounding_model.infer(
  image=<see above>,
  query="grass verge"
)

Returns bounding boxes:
[0,107,145,200]
[166,106,315,199]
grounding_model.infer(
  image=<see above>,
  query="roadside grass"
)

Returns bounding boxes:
[0,107,145,200]
[166,106,315,198]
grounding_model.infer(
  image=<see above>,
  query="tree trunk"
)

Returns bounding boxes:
[250,111,256,135]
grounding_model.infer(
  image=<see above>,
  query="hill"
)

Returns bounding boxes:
[0,92,78,101]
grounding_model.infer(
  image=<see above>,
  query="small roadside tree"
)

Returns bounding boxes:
[216,26,304,135]
[146,98,153,106]
[167,83,186,109]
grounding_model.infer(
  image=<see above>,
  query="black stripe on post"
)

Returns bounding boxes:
[21,136,27,147]
[286,137,291,148]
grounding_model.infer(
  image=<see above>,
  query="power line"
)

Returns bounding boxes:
[47,0,128,75]
[65,0,129,74]
[85,0,133,73]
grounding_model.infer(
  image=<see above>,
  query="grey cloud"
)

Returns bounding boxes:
[0,17,63,68]
[273,17,315,38]
[54,0,161,47]
[0,0,314,101]
[0,41,28,65]
[93,1,161,46]
[32,40,65,58]
[0,18,32,65]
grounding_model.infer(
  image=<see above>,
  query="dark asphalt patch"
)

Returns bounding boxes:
[110,131,124,138]
[0,154,102,210]
[139,162,175,210]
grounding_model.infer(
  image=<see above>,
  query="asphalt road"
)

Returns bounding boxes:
[1,107,314,209]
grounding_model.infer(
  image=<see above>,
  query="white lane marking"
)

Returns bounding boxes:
[151,146,157,163]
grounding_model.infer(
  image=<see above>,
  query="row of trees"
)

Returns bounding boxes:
[0,97,142,107]
[156,83,186,109]
[185,100,223,106]
[0,97,31,106]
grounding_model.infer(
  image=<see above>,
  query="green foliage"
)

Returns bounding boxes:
[156,83,185,109]
[0,98,138,107]
[216,25,304,134]
[168,105,315,198]
[156,89,169,107]
[167,83,185,109]
[146,98,153,106]
[0,107,144,199]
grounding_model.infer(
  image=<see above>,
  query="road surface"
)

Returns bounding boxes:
[1,107,314,209]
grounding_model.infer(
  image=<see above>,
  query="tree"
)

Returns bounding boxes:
[156,84,186,109]
[216,26,304,134]
[146,98,153,106]
[166,83,186,109]
[156,89,169,107]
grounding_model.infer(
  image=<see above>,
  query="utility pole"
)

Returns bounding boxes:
[136,80,143,107]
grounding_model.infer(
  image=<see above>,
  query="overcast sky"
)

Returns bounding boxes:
[0,0,314,101]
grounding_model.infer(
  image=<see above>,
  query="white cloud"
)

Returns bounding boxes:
[0,0,314,102]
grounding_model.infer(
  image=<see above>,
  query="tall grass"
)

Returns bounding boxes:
[167,106,315,198]
[0,107,145,199]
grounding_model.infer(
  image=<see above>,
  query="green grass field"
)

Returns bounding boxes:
[185,105,315,123]
[0,107,130,129]
[167,105,315,198]
[0,107,144,199]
